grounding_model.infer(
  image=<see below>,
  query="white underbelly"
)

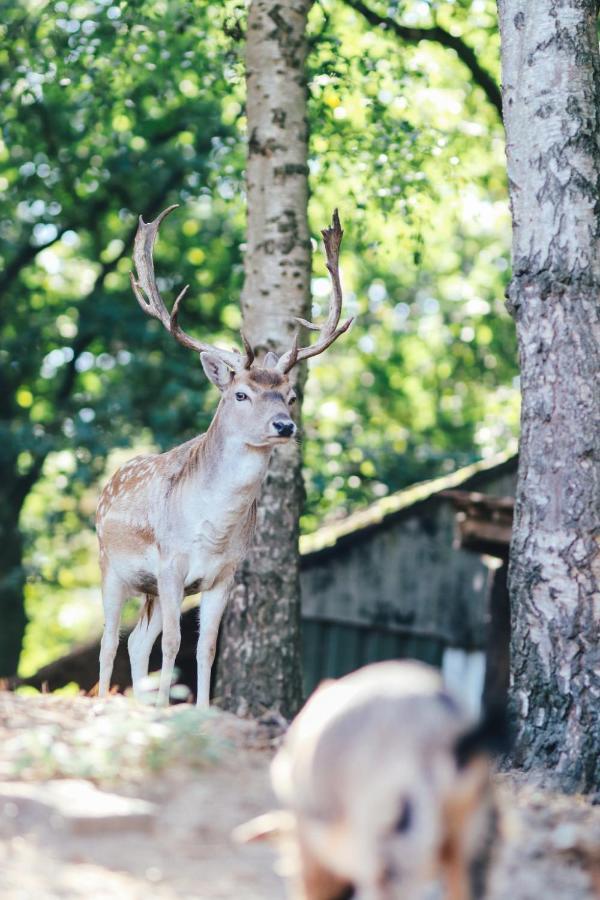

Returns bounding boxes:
[105,514,250,596]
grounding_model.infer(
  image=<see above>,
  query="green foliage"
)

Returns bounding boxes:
[1,0,246,480]
[300,0,517,530]
[1,0,519,672]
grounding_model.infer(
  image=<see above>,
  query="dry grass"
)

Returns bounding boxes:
[0,692,233,784]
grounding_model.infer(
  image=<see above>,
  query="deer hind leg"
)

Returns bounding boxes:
[156,570,184,706]
[98,568,127,697]
[128,595,162,698]
[196,581,230,708]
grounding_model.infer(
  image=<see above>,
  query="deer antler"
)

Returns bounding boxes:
[277,209,354,374]
[130,205,253,370]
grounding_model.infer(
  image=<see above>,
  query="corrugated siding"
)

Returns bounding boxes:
[301,618,445,696]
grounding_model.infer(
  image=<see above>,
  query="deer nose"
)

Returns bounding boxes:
[272,418,296,438]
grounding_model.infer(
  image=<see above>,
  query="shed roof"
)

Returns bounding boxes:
[300,451,518,561]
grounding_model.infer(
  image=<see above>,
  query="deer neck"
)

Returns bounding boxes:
[193,402,272,502]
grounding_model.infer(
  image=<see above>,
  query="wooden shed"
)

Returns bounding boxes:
[299,452,516,698]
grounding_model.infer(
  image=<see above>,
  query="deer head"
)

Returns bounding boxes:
[129,205,353,444]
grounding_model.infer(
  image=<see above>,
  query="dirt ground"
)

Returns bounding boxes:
[0,693,598,900]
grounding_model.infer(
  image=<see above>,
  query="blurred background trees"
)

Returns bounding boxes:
[0,0,518,677]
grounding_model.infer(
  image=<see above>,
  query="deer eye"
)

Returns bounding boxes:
[235,391,248,402]
[288,394,296,405]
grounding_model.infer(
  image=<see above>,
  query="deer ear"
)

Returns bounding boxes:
[200,352,233,390]
[263,351,280,369]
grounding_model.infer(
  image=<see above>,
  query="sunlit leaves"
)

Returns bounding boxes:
[301,0,517,528]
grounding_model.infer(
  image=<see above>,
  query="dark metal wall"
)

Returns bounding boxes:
[302,618,445,696]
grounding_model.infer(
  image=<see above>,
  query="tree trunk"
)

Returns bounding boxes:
[0,497,27,677]
[215,0,312,719]
[498,1,600,791]
[482,558,510,716]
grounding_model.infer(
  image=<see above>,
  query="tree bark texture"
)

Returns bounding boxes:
[482,559,510,716]
[0,493,27,677]
[215,0,312,719]
[498,1,600,791]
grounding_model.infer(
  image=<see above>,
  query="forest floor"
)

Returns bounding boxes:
[0,692,599,900]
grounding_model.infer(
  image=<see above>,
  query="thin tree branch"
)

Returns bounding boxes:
[343,0,503,118]
[0,230,67,302]
[12,457,46,513]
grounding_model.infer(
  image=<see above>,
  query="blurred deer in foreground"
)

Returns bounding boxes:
[96,206,352,706]
[237,661,506,900]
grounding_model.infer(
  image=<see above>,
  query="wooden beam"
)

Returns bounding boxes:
[441,490,514,558]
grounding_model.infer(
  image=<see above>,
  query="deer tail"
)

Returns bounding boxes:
[141,593,156,627]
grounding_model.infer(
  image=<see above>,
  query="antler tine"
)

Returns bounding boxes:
[240,332,255,369]
[277,209,354,374]
[130,205,245,370]
[130,204,180,331]
[284,329,300,372]
[320,207,345,335]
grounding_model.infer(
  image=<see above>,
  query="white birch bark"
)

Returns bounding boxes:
[215,0,312,717]
[498,0,600,791]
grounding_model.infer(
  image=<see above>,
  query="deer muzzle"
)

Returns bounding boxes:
[271,417,296,438]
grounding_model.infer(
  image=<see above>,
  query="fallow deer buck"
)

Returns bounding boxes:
[96,205,352,706]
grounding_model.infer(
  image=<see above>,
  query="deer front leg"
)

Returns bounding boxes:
[196,582,230,708]
[156,571,184,706]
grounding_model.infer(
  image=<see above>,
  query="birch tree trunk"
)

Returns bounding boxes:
[498,1,600,791]
[215,0,312,718]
